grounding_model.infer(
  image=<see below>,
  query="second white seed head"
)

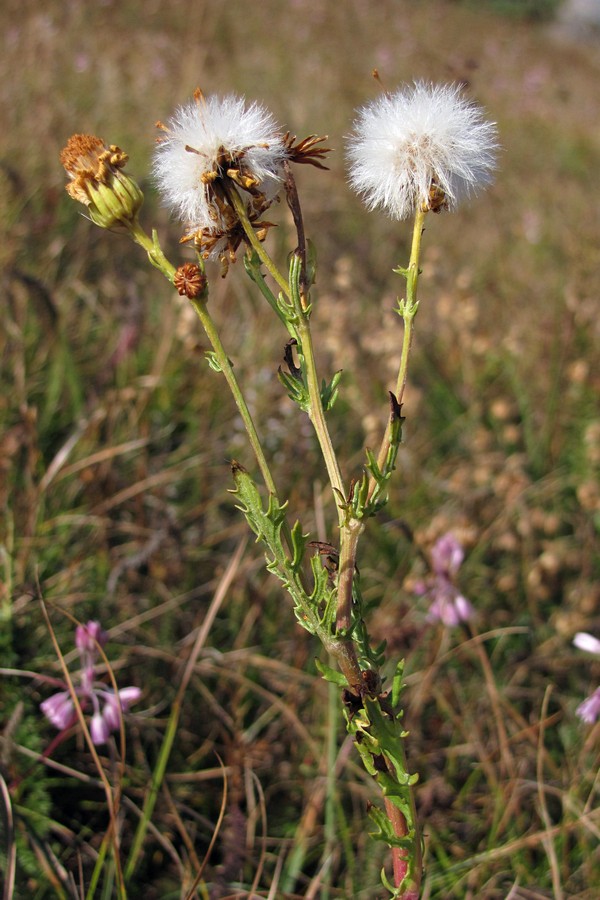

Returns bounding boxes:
[346,81,498,221]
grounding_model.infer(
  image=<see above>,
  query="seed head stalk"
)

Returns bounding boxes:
[370,205,426,498]
[337,206,426,636]
[225,182,290,299]
[227,181,347,525]
[296,314,346,523]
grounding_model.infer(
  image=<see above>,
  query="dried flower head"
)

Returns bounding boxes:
[153,89,288,246]
[183,207,276,277]
[60,134,144,228]
[346,81,498,220]
[173,263,208,298]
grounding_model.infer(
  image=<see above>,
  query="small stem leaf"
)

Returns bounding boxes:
[314,658,348,686]
[320,370,343,411]
[368,806,414,850]
[243,248,264,283]
[395,297,419,319]
[205,351,224,373]
[243,249,300,337]
[277,368,310,410]
[305,237,318,290]
[276,291,299,325]
[392,659,405,709]
[365,447,383,482]
[380,866,408,898]
[350,469,370,518]
[290,520,310,572]
[230,462,324,635]
[289,251,306,316]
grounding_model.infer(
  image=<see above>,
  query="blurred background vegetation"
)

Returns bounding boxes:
[1,0,599,897]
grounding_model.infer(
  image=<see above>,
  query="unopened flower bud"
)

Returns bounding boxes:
[60,134,144,229]
[75,619,107,653]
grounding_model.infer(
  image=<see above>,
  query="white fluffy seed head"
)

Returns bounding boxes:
[153,93,288,231]
[346,81,498,221]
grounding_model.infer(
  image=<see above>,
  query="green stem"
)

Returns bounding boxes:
[189,297,280,499]
[371,207,427,493]
[296,315,346,523]
[227,186,345,520]
[129,221,177,282]
[322,669,338,900]
[291,277,360,635]
[227,184,360,675]
[394,206,426,404]
[129,220,280,502]
[335,517,364,633]
[337,209,427,635]
[226,186,290,298]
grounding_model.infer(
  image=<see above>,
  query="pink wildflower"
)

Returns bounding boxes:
[414,533,475,627]
[576,688,600,725]
[573,632,600,724]
[41,620,140,745]
[40,690,75,730]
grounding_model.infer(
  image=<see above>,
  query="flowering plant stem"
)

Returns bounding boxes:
[128,211,422,895]
[228,181,422,894]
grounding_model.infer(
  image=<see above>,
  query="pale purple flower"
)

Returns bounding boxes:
[432,532,464,576]
[90,710,111,745]
[100,687,142,732]
[346,81,498,220]
[40,690,75,730]
[153,91,288,235]
[576,689,600,725]
[414,532,475,627]
[573,632,600,656]
[41,620,140,745]
[572,632,600,724]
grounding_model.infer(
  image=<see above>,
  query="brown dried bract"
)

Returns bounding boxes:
[283,133,332,170]
[183,209,276,278]
[424,178,449,214]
